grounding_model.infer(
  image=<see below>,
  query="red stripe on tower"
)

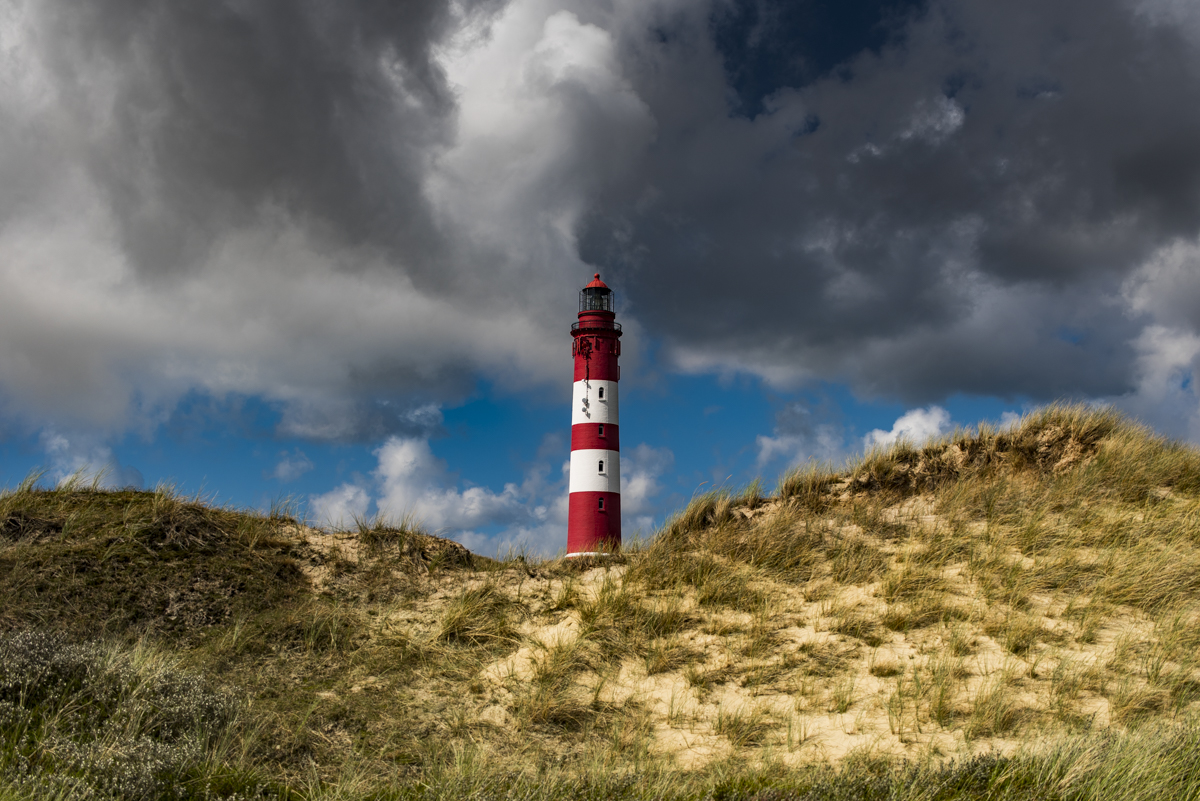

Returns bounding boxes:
[570,423,620,451]
[567,273,622,556]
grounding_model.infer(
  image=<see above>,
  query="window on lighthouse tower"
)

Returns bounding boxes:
[598,460,604,473]
[598,497,605,510]
[598,387,604,399]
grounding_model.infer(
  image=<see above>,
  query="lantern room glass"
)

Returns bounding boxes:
[579,286,614,313]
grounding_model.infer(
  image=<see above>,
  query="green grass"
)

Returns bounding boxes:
[0,484,306,640]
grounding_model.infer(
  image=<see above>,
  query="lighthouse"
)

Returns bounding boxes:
[568,273,622,556]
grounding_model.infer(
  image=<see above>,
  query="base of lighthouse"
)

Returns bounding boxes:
[566,492,621,556]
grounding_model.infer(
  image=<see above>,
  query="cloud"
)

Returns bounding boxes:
[276,401,445,444]
[33,0,466,274]
[620,443,674,517]
[1110,323,1200,441]
[374,436,527,530]
[898,96,965,146]
[756,429,845,469]
[1101,235,1200,439]
[578,0,1200,406]
[0,0,568,437]
[309,483,371,529]
[863,406,953,449]
[5,0,1200,443]
[755,400,848,468]
[38,429,143,489]
[270,448,314,483]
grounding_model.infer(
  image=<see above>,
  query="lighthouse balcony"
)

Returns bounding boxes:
[571,321,621,333]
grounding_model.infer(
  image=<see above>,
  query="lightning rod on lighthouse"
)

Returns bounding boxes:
[567,273,622,556]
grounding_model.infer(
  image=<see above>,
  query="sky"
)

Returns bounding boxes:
[3,0,1200,555]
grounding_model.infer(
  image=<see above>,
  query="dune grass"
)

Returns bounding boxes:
[0,482,307,640]
[4,404,1200,798]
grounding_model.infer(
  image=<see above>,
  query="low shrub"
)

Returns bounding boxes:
[0,630,264,800]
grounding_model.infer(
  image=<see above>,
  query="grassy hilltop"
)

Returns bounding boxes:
[5,404,1200,799]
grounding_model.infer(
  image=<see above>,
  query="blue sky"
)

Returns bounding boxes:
[0,365,1028,556]
[3,0,1200,555]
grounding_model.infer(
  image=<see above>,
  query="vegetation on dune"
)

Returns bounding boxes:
[0,479,307,640]
[0,630,272,800]
[3,403,1200,799]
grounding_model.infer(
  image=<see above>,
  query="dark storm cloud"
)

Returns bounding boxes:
[34,0,472,283]
[0,0,568,436]
[5,0,1200,445]
[711,0,927,118]
[581,0,1200,404]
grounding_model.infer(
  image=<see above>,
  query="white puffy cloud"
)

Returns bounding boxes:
[309,483,371,529]
[374,437,527,530]
[755,428,846,469]
[863,406,953,449]
[453,493,571,558]
[308,433,570,554]
[1114,324,1200,440]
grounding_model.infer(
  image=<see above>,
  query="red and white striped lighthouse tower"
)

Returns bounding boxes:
[568,273,622,556]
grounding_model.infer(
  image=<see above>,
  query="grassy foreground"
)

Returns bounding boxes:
[3,404,1200,799]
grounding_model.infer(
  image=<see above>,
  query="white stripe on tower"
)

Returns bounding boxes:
[571,380,619,425]
[568,449,621,493]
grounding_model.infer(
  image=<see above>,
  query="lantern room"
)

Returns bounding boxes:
[579,273,615,313]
